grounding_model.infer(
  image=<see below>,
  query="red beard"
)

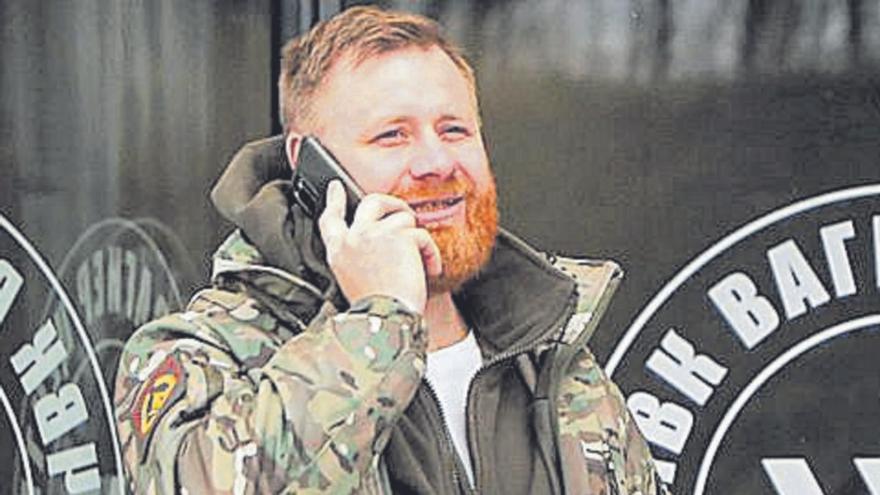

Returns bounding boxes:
[392,173,498,293]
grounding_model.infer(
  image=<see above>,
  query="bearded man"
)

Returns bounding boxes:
[114,6,666,494]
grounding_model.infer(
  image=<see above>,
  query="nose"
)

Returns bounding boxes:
[408,132,455,179]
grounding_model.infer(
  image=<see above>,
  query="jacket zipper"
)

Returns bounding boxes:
[419,285,578,495]
[465,286,580,494]
[421,380,474,494]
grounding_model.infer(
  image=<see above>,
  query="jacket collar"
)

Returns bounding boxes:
[455,230,577,357]
[209,136,603,356]
[211,225,580,357]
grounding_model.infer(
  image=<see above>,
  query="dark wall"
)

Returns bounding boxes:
[2,0,272,288]
[2,1,879,493]
[0,2,271,493]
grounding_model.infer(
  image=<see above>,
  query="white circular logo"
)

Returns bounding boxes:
[607,184,880,494]
[0,215,190,494]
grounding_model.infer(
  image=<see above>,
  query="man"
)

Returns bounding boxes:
[114,6,665,494]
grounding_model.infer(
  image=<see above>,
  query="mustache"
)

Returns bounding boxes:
[390,175,473,203]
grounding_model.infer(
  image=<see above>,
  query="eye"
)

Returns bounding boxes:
[371,128,407,146]
[440,124,470,141]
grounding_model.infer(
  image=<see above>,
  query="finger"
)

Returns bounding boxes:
[323,180,347,220]
[409,228,443,278]
[373,210,416,233]
[352,194,413,229]
[318,181,348,253]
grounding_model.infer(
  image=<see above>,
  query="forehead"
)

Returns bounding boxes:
[311,46,478,129]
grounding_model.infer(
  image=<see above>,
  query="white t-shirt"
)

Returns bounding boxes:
[424,331,484,488]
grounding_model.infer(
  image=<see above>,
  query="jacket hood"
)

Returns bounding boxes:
[209,136,611,356]
[210,135,340,301]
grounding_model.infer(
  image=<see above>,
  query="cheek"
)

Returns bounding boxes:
[456,144,491,187]
[359,175,400,195]
[343,149,409,194]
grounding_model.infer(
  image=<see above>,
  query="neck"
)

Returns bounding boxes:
[424,290,468,352]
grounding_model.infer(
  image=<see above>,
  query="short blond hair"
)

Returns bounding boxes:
[279,6,476,133]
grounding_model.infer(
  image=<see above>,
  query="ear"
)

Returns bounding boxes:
[285,132,303,171]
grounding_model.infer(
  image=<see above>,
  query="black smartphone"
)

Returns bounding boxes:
[292,136,365,222]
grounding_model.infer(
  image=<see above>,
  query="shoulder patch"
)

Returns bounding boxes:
[132,354,185,440]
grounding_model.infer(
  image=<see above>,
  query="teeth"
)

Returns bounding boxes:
[414,201,444,212]
[413,197,460,213]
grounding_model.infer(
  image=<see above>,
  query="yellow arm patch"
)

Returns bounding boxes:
[133,355,185,439]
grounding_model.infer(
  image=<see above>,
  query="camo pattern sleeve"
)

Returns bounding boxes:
[114,294,426,494]
[556,346,668,495]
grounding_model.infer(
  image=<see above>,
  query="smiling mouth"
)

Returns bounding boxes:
[408,195,464,213]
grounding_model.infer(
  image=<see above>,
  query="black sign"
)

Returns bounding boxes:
[0,216,188,494]
[608,185,880,494]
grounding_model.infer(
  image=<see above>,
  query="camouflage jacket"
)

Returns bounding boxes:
[114,228,666,494]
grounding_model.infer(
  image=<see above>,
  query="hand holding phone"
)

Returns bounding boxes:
[295,136,442,311]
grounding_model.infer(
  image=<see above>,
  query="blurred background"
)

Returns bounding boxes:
[2,1,880,493]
